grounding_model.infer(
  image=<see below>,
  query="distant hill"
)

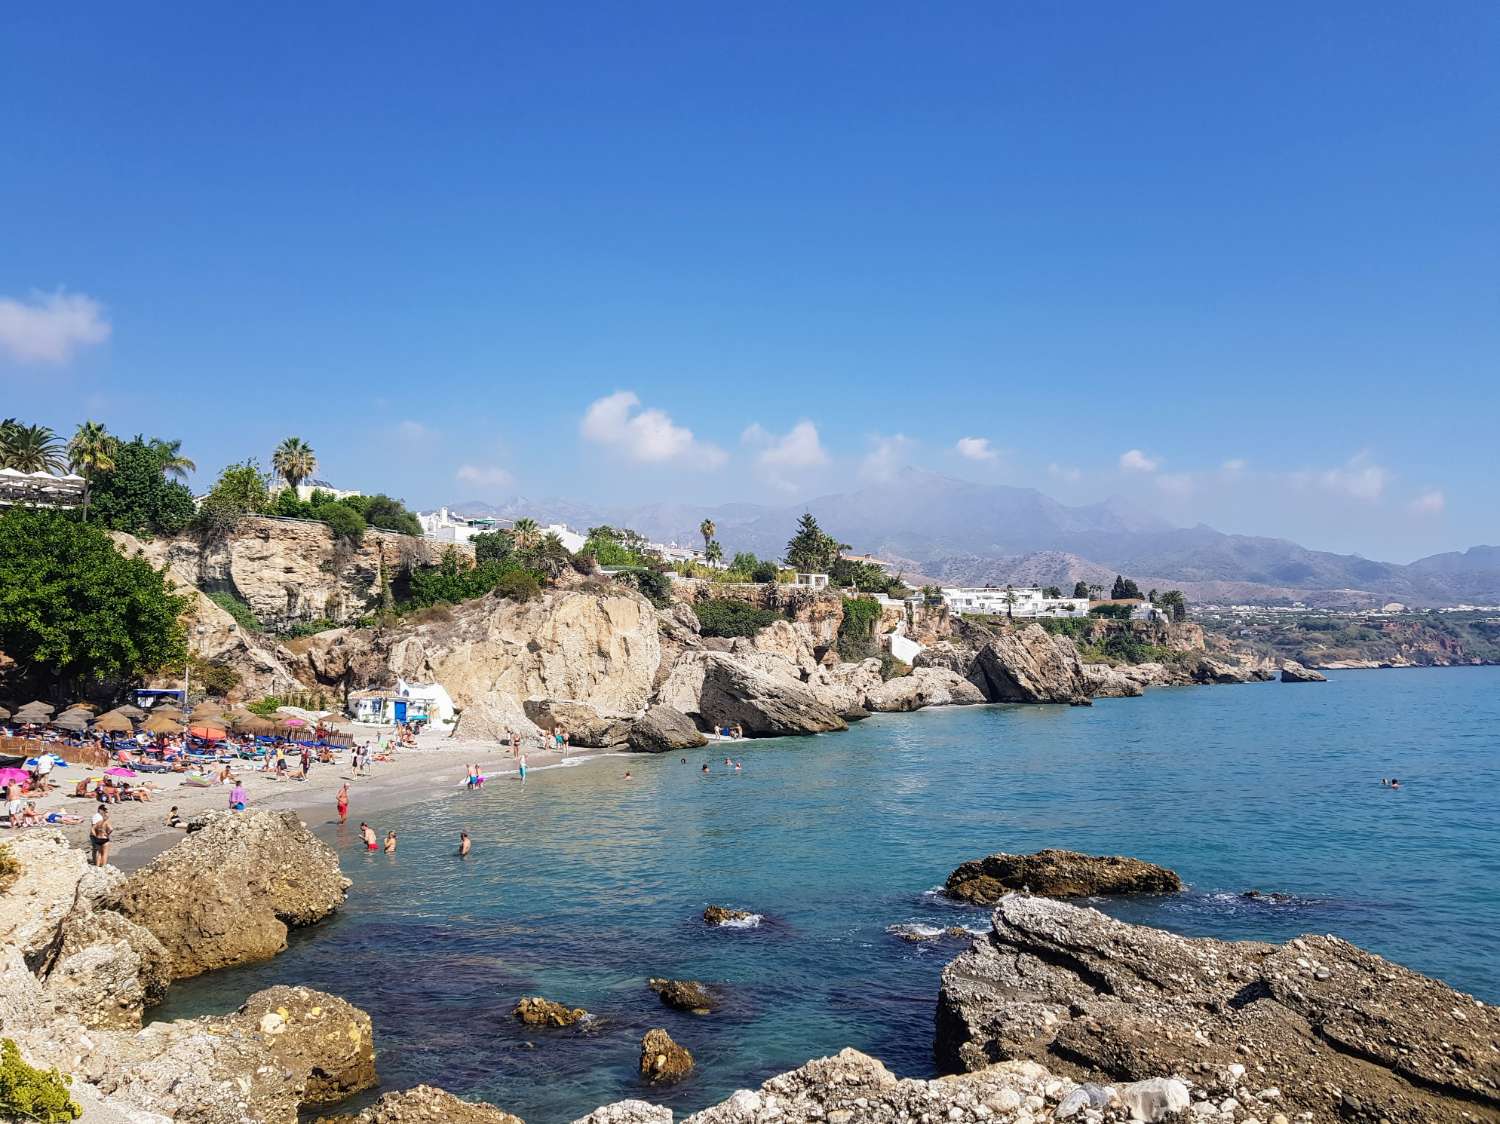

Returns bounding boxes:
[446,469,1500,608]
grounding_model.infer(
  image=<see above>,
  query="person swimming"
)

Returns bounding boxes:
[701,762,710,774]
[458,830,471,856]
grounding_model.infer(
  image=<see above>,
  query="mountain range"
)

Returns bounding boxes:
[449,468,1500,608]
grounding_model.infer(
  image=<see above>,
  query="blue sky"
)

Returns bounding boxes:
[2,2,1495,562]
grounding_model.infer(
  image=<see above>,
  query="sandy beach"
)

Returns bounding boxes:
[13,729,592,871]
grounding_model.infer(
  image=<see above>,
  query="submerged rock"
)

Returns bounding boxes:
[513,995,589,1027]
[944,849,1182,904]
[936,895,1500,1123]
[1280,660,1328,682]
[628,704,708,752]
[648,977,717,1013]
[115,809,350,980]
[639,1027,694,1084]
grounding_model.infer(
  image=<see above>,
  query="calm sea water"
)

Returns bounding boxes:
[160,668,1500,1123]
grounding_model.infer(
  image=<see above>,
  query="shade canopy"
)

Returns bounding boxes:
[113,705,146,719]
[0,707,10,722]
[19,701,55,715]
[94,712,135,734]
[141,715,184,735]
[150,706,186,721]
[67,702,101,713]
[50,714,90,732]
[243,717,279,736]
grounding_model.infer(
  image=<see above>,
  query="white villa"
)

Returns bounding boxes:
[273,478,363,503]
[419,506,508,544]
[941,587,1091,618]
[348,678,458,731]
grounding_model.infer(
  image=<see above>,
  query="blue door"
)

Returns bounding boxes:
[394,700,407,723]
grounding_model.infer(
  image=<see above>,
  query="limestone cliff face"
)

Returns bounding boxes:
[128,516,463,632]
[298,587,663,738]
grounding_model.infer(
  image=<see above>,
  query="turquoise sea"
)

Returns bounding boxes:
[161,668,1500,1122]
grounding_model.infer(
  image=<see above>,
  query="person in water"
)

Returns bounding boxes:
[701,762,710,774]
[360,822,377,852]
[384,831,397,853]
[518,754,527,782]
[458,830,471,857]
[336,783,350,824]
[1390,777,1401,788]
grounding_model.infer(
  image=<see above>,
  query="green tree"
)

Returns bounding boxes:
[1111,575,1143,600]
[357,494,422,536]
[472,530,515,564]
[147,437,196,483]
[0,508,189,689]
[730,551,760,573]
[197,460,271,538]
[511,517,541,551]
[699,518,716,555]
[0,420,66,473]
[271,436,317,492]
[1073,580,1090,599]
[1042,585,1062,599]
[67,421,118,523]
[704,540,723,566]
[312,500,365,543]
[785,512,843,573]
[750,560,779,583]
[88,437,197,535]
[1157,589,1188,622]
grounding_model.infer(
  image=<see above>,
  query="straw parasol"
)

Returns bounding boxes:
[0,706,10,722]
[21,700,56,716]
[94,712,135,734]
[142,714,185,735]
[51,713,90,733]
[227,710,259,731]
[114,704,146,719]
[151,706,186,721]
[67,701,101,713]
[244,717,279,737]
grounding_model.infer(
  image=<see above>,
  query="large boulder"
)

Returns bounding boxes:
[628,705,708,752]
[522,699,633,747]
[572,1102,672,1124]
[936,896,1500,1123]
[639,1027,694,1084]
[648,978,717,1014]
[43,907,172,1029]
[912,640,978,678]
[1081,663,1145,698]
[864,667,986,712]
[658,651,846,736]
[969,625,1092,705]
[944,849,1181,904]
[115,810,349,979]
[1281,660,1328,683]
[732,619,819,674]
[330,1084,524,1124]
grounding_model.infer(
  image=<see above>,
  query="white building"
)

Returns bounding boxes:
[272,478,363,503]
[941,587,1091,618]
[348,678,457,731]
[650,541,709,566]
[543,523,587,553]
[419,507,508,544]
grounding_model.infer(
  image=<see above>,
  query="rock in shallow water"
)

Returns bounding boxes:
[628,704,708,752]
[648,977,717,1013]
[944,848,1182,903]
[703,905,754,926]
[639,1027,694,1084]
[513,995,589,1027]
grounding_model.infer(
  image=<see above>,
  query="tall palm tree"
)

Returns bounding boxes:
[511,517,541,551]
[0,419,66,473]
[271,437,317,492]
[67,421,118,522]
[148,437,197,482]
[704,540,723,566]
[699,518,716,555]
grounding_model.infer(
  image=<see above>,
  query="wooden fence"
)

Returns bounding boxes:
[0,736,110,768]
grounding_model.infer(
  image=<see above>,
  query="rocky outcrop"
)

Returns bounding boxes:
[863,667,986,712]
[639,1027,694,1084]
[1281,660,1328,683]
[944,850,1182,904]
[936,896,1500,1123]
[44,906,172,1029]
[704,905,754,926]
[522,699,633,747]
[648,978,717,1014]
[325,1084,524,1124]
[970,625,1092,705]
[513,996,589,1027]
[628,705,708,752]
[115,810,349,980]
[1081,663,1145,698]
[659,650,846,736]
[572,1101,672,1124]
[299,588,663,740]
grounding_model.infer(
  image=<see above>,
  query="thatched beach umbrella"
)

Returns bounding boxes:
[244,717,279,737]
[51,713,90,733]
[21,700,56,715]
[94,712,135,734]
[151,708,186,722]
[67,701,101,713]
[142,714,184,735]
[227,711,259,731]
[114,704,146,719]
[0,707,10,722]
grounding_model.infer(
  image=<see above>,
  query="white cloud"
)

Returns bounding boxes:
[1118,449,1160,473]
[0,290,111,364]
[1047,462,1082,482]
[743,419,828,469]
[955,436,999,462]
[860,433,914,482]
[580,390,726,466]
[455,464,513,490]
[1312,452,1390,501]
[1409,488,1445,515]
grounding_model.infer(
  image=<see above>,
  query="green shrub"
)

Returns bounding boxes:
[878,652,911,681]
[750,561,779,583]
[837,595,882,661]
[247,695,283,717]
[494,570,541,602]
[697,598,780,638]
[189,656,240,698]
[284,618,338,639]
[1089,602,1135,620]
[207,591,261,632]
[0,844,19,894]
[312,502,365,543]
[1035,617,1091,640]
[614,567,672,608]
[0,1039,81,1122]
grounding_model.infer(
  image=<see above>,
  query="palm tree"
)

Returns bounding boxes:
[0,420,66,473]
[148,437,196,482]
[67,421,118,522]
[705,540,724,566]
[511,517,541,551]
[699,518,716,555]
[1003,584,1017,620]
[533,531,571,579]
[271,437,317,493]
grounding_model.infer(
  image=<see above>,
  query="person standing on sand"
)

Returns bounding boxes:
[336,783,349,824]
[300,747,311,781]
[458,830,470,857]
[360,822,377,852]
[89,806,112,867]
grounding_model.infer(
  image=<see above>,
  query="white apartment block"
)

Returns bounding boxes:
[941,587,1091,618]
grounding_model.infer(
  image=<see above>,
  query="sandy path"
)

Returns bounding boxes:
[11,729,585,870]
